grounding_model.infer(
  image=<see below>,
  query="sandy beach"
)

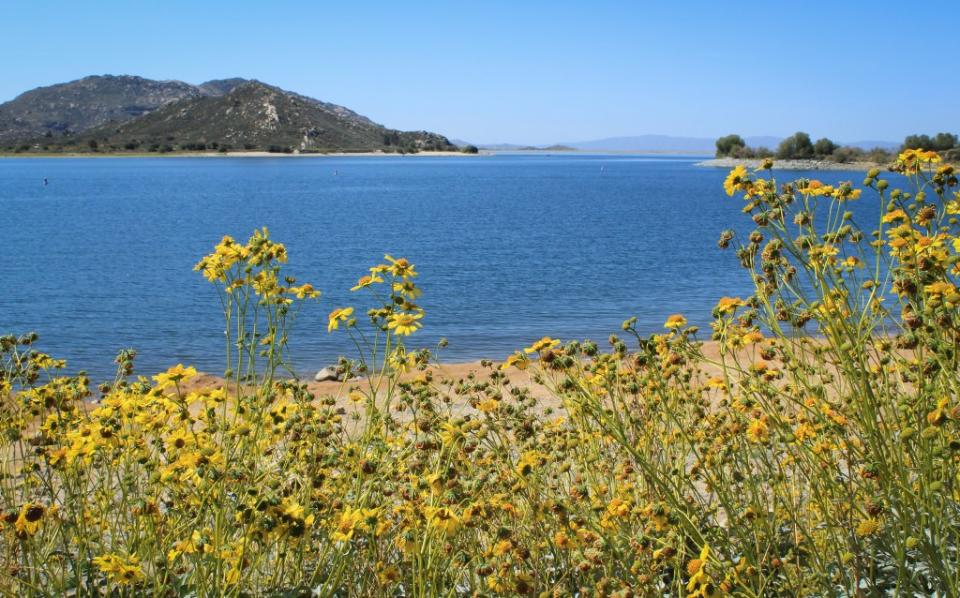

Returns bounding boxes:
[171,339,750,414]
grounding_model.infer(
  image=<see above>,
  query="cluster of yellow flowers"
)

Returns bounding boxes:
[2,150,960,595]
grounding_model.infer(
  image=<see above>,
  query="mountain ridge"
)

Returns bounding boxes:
[0,75,455,154]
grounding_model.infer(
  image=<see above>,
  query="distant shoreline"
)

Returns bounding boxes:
[696,157,885,172]
[0,149,726,159]
[0,149,488,159]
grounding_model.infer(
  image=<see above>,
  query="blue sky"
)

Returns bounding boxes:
[2,1,957,145]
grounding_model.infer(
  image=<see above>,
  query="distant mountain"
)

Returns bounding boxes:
[0,75,203,142]
[0,75,456,153]
[844,140,900,151]
[476,143,528,151]
[561,135,717,153]
[474,142,575,151]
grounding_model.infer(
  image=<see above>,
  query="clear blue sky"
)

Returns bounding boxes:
[2,1,957,145]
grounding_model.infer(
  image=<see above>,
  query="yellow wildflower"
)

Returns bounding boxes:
[153,364,198,388]
[92,553,144,586]
[386,311,423,336]
[723,165,749,196]
[524,336,560,354]
[664,314,687,329]
[327,307,354,332]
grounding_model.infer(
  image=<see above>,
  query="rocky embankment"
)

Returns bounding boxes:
[697,157,884,172]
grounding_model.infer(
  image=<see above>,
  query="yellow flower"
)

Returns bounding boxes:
[14,503,46,536]
[855,517,881,537]
[746,417,770,444]
[515,450,545,477]
[500,351,529,370]
[831,182,862,201]
[492,539,513,556]
[715,297,744,315]
[425,506,460,536]
[882,209,908,224]
[477,398,500,413]
[386,311,423,336]
[924,281,956,296]
[153,364,198,388]
[289,283,320,299]
[331,506,367,542]
[350,274,384,291]
[524,336,560,354]
[664,314,687,329]
[327,307,354,332]
[704,377,727,391]
[92,553,144,586]
[384,254,417,278]
[897,148,941,174]
[723,165,749,196]
[553,531,574,549]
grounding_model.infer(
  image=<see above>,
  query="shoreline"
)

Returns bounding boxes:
[0,149,489,159]
[154,340,744,410]
[696,157,886,172]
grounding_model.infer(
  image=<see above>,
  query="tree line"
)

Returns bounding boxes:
[715,131,960,163]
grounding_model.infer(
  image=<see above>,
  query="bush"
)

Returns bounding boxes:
[863,146,894,163]
[715,134,746,157]
[829,145,862,163]
[903,132,958,152]
[813,137,838,157]
[460,144,479,154]
[752,146,774,158]
[775,131,814,159]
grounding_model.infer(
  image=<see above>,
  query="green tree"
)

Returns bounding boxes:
[933,132,958,151]
[460,144,479,154]
[813,137,838,158]
[902,134,934,150]
[900,132,957,151]
[715,134,746,157]
[776,132,814,159]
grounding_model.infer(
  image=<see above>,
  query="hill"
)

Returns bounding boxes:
[72,81,454,153]
[0,76,455,154]
[0,75,210,142]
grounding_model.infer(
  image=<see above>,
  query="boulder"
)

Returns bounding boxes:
[314,366,339,382]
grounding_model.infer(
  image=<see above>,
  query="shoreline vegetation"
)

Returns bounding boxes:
[696,156,886,171]
[0,149,486,159]
[3,150,960,595]
[706,130,960,171]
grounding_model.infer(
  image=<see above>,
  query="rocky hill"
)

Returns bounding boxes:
[0,76,456,154]
[0,75,209,142]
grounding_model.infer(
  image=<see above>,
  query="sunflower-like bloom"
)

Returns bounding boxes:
[386,311,423,336]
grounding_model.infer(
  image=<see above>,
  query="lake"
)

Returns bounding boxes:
[0,154,883,379]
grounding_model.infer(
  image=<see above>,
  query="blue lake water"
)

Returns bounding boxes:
[0,154,887,379]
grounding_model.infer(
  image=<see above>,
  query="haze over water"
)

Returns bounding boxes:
[1,154,887,378]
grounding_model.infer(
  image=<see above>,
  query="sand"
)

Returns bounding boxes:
[172,339,752,414]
